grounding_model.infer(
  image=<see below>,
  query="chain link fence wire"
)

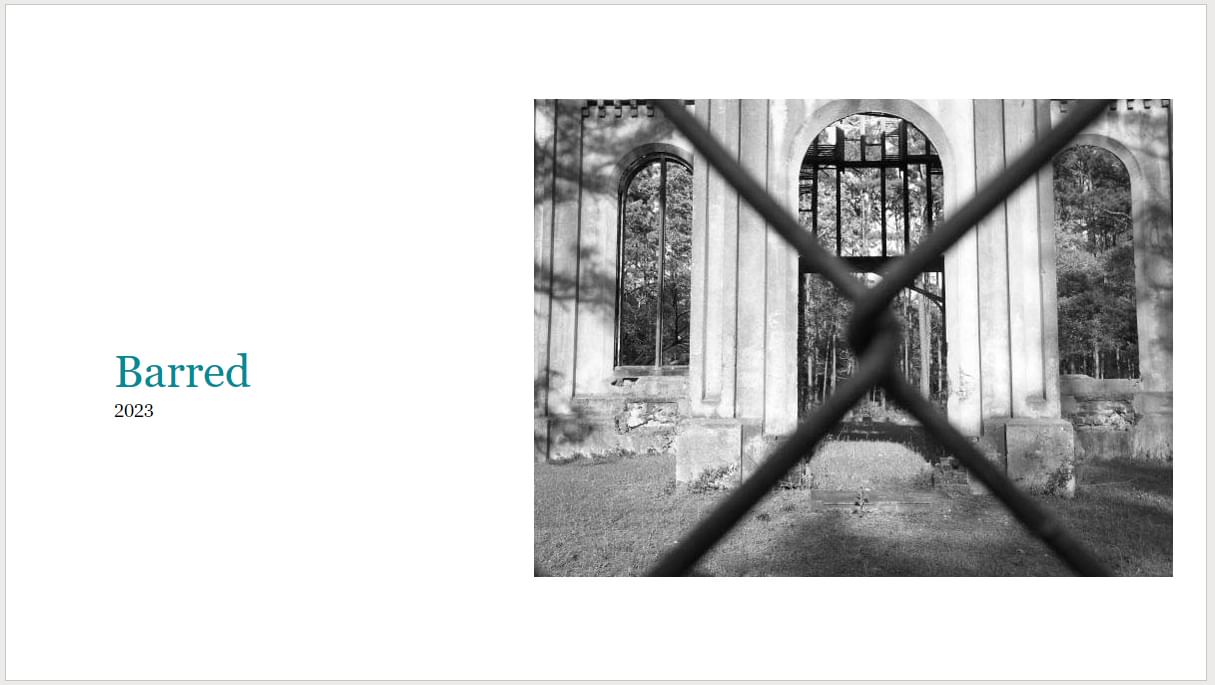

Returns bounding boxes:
[536,100,1116,578]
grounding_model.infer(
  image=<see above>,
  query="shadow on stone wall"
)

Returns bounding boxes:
[535,244,616,315]
[535,101,690,463]
[534,370,593,462]
[536,102,681,204]
[533,242,614,463]
[1132,201,1173,384]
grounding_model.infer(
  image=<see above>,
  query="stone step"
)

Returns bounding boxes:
[811,489,945,513]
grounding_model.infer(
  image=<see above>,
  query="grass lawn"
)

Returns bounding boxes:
[534,444,1172,576]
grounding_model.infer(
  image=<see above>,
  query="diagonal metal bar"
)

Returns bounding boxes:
[647,323,901,576]
[851,99,1113,327]
[648,98,1114,577]
[654,100,865,301]
[883,374,1110,575]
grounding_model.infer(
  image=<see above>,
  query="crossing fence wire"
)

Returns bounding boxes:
[540,100,1116,578]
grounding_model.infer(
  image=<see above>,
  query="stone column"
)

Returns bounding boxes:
[1035,100,1067,419]
[546,100,582,418]
[676,99,746,483]
[1003,99,1058,419]
[942,124,983,441]
[685,99,711,417]
[735,99,773,474]
[534,100,556,460]
[690,99,740,417]
[735,99,768,423]
[1126,102,1173,460]
[764,99,799,438]
[972,99,1013,421]
[971,99,1076,496]
[573,112,619,398]
[535,100,586,462]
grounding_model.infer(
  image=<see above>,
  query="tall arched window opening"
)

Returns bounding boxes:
[1053,145,1137,379]
[797,113,946,418]
[616,154,692,369]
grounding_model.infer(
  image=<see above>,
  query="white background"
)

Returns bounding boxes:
[4,4,1206,680]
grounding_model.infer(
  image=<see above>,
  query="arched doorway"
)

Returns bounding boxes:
[795,112,948,454]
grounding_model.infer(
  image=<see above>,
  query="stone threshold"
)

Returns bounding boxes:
[811,489,954,513]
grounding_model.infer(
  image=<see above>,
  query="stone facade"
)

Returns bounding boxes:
[1058,374,1171,463]
[1051,101,1174,462]
[535,99,1173,487]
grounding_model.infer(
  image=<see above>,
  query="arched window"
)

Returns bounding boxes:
[616,154,692,369]
[1053,145,1137,379]
[799,112,943,261]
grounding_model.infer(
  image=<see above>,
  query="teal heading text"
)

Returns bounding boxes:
[117,353,250,388]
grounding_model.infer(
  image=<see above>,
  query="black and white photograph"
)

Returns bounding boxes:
[534,98,1173,577]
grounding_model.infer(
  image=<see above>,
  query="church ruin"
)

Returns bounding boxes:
[534,99,1172,491]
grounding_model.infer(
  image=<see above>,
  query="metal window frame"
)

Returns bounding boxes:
[800,113,943,264]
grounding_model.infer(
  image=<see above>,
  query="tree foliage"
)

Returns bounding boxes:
[618,158,692,366]
[799,272,946,416]
[1054,146,1137,379]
